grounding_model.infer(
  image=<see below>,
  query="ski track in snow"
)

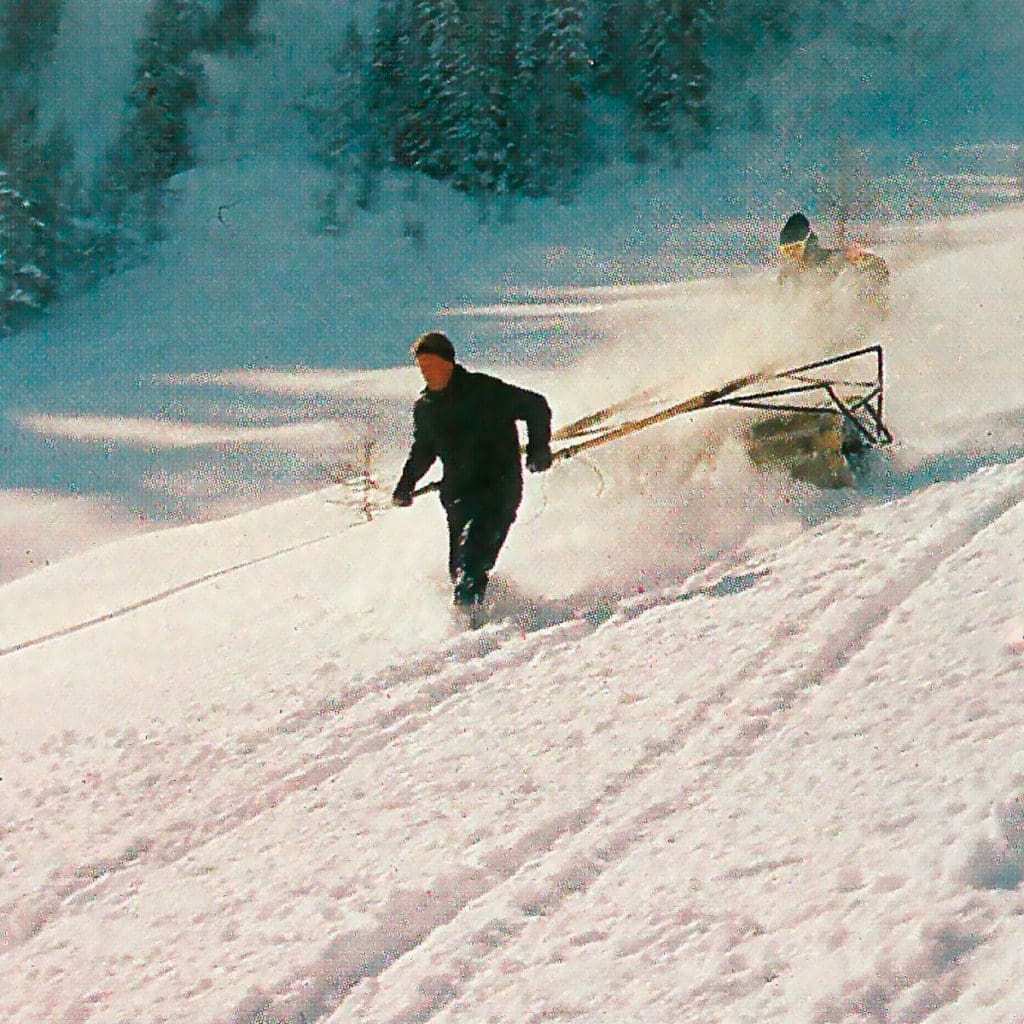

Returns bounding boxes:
[0,530,340,660]
[1,620,529,942]
[4,463,1024,1023]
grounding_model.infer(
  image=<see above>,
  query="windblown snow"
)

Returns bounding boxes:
[2,203,1024,1023]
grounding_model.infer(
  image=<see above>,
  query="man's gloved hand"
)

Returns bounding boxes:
[392,486,413,507]
[525,445,553,473]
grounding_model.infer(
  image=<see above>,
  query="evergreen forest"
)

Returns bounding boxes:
[0,0,1015,330]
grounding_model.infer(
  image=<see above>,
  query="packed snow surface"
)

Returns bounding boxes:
[2,204,1024,1022]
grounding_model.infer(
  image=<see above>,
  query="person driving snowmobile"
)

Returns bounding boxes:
[777,212,889,316]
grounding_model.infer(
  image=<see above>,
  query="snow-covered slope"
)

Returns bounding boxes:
[2,436,1023,1024]
[2,206,1024,1023]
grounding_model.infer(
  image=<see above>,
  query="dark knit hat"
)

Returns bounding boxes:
[412,331,456,363]
[779,212,812,246]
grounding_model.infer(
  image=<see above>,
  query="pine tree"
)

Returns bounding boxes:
[517,0,589,196]
[453,0,521,198]
[369,0,474,184]
[635,0,710,145]
[201,0,261,53]
[489,0,528,194]
[100,0,204,236]
[408,0,461,179]
[367,0,417,168]
[0,0,63,80]
[0,91,35,166]
[0,168,54,331]
[32,120,85,279]
[0,0,77,321]
[126,0,204,190]
[0,91,76,319]
[0,0,65,192]
[591,0,637,97]
[304,17,379,230]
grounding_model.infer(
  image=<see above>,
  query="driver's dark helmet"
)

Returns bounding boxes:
[779,212,817,260]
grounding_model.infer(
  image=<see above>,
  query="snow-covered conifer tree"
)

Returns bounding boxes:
[0,0,63,79]
[127,0,204,189]
[515,0,589,197]
[409,0,463,179]
[450,0,521,199]
[0,0,64,176]
[304,17,381,231]
[0,169,54,330]
[538,0,589,192]
[0,96,76,321]
[438,0,508,194]
[0,0,79,320]
[590,0,636,97]
[14,120,81,279]
[635,0,710,144]
[201,0,261,53]
[99,0,204,237]
[368,0,418,169]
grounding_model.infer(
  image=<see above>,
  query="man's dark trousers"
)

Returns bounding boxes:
[444,479,520,605]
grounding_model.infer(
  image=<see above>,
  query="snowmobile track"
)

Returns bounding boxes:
[747,475,1024,725]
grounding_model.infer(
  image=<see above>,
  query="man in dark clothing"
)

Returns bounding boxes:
[392,331,553,609]
[778,212,890,316]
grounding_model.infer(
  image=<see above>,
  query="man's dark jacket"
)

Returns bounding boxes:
[395,364,551,507]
